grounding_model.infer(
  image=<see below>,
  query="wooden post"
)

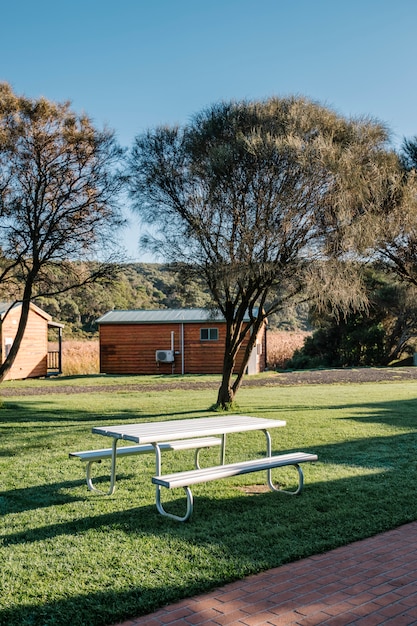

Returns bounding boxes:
[58,326,62,374]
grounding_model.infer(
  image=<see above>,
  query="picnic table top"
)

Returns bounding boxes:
[92,415,286,445]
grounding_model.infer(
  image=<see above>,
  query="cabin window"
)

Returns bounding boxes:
[200,328,219,341]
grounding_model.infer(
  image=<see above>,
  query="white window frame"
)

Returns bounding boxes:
[200,327,219,341]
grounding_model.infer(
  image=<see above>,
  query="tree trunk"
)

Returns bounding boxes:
[229,317,262,400]
[216,351,236,408]
[216,312,265,409]
[0,281,34,382]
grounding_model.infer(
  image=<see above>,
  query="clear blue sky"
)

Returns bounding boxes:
[1,0,416,260]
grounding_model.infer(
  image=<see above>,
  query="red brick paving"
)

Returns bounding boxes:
[112,521,417,626]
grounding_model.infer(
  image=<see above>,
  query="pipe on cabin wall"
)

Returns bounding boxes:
[181,323,184,375]
[58,327,62,374]
[265,324,268,371]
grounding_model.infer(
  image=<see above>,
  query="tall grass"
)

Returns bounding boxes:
[50,340,100,375]
[267,330,310,368]
[1,376,417,625]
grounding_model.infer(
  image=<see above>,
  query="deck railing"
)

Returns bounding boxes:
[47,350,60,371]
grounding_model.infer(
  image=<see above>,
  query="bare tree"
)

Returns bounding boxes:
[129,97,395,407]
[0,82,125,381]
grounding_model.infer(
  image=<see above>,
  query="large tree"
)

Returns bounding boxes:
[0,83,125,380]
[129,97,395,407]
[372,137,417,285]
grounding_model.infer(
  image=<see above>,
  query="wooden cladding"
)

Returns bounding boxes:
[1,306,49,380]
[99,321,266,375]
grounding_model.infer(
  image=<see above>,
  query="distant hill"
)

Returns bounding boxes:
[33,263,308,337]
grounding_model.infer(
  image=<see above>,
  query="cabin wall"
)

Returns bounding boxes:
[99,321,266,375]
[1,308,48,380]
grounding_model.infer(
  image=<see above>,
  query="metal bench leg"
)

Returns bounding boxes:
[267,463,304,495]
[108,439,118,495]
[194,445,217,469]
[153,441,194,521]
[85,459,118,495]
[85,440,118,495]
[86,460,102,493]
[155,486,194,522]
[221,434,226,465]
[261,429,304,495]
[194,448,201,469]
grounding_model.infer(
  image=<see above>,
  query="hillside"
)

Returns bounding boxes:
[34,263,308,337]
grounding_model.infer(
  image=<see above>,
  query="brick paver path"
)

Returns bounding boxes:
[113,521,417,626]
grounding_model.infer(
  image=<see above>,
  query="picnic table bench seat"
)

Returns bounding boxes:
[152,451,318,521]
[70,436,222,493]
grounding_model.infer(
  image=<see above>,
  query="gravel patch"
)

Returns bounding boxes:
[2,367,417,396]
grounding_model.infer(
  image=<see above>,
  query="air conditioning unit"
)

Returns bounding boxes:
[155,350,175,363]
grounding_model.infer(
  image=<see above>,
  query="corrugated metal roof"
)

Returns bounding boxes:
[96,308,227,324]
[0,302,13,316]
[0,301,53,322]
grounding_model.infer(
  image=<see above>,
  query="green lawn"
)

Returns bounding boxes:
[1,375,417,626]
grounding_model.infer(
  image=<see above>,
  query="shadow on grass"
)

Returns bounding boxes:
[2,463,417,626]
[2,393,417,625]
[254,397,417,431]
[0,400,213,425]
[0,584,190,626]
[2,430,417,546]
[0,474,137,516]
[0,479,86,515]
[3,394,417,433]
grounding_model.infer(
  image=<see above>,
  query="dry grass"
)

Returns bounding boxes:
[267,330,310,369]
[52,331,309,376]
[50,340,100,376]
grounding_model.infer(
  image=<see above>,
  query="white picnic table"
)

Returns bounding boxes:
[92,415,286,495]
[90,415,319,521]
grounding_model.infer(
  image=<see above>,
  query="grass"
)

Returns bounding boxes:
[2,371,223,390]
[1,375,417,625]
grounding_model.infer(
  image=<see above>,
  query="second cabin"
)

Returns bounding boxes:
[97,308,267,375]
[0,301,64,380]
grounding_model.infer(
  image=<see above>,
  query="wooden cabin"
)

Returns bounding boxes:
[0,302,64,380]
[97,308,267,376]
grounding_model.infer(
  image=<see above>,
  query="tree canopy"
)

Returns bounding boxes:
[129,96,396,407]
[371,137,417,285]
[289,268,417,369]
[0,82,125,380]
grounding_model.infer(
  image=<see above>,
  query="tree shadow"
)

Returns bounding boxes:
[251,396,417,431]
[0,399,213,425]
[2,458,417,626]
[2,392,417,625]
[2,427,416,544]
[0,474,137,516]
[338,397,417,430]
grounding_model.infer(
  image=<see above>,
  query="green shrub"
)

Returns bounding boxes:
[287,317,386,369]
